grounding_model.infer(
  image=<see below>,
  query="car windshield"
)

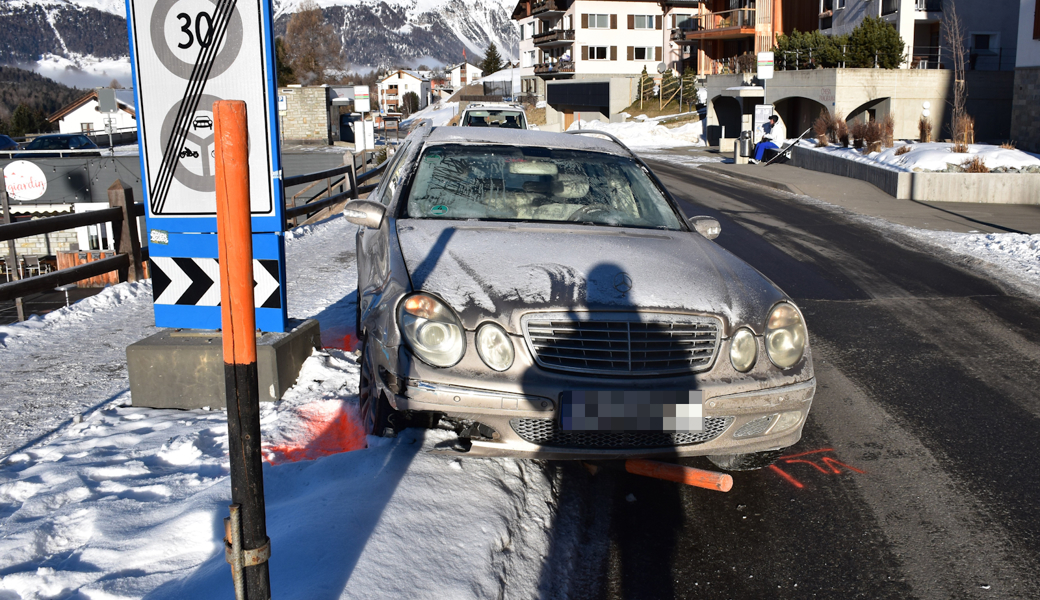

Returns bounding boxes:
[462,110,525,129]
[403,144,685,230]
[26,137,70,150]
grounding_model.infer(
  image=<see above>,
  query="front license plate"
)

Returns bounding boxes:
[561,391,703,432]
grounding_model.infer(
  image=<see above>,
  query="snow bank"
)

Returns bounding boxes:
[803,141,1040,173]
[401,101,459,127]
[567,118,705,150]
[903,231,1040,293]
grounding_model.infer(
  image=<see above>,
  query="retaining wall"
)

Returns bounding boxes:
[790,146,1040,205]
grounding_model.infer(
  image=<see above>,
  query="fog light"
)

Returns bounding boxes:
[771,410,803,434]
[733,415,775,438]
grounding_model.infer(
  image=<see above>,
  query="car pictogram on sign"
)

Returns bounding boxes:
[192,116,213,130]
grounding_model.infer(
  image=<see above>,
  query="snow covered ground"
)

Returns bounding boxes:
[400,101,458,128]
[801,140,1040,173]
[567,118,706,150]
[0,216,556,599]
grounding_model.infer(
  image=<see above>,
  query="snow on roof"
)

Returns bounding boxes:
[381,70,430,82]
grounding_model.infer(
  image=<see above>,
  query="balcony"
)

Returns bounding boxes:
[681,8,755,41]
[531,0,564,17]
[533,29,575,47]
[534,61,575,77]
[671,20,702,42]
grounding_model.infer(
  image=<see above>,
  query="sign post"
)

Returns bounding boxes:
[126,0,287,332]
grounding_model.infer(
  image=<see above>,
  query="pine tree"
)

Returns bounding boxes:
[846,17,905,69]
[10,104,50,137]
[481,42,503,75]
[402,91,420,115]
[275,37,298,86]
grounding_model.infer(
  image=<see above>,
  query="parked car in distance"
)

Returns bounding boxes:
[15,134,100,158]
[346,124,815,470]
[457,103,537,130]
[0,134,19,151]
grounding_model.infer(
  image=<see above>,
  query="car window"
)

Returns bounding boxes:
[27,137,66,150]
[377,141,412,206]
[462,110,526,129]
[404,144,684,230]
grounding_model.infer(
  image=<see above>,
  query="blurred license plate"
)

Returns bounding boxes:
[561,391,703,432]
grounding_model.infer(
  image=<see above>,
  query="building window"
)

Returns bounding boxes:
[589,46,609,60]
[588,14,610,28]
[675,14,694,29]
[633,46,654,60]
[80,123,93,133]
[837,0,846,8]
[632,15,654,29]
[564,14,572,30]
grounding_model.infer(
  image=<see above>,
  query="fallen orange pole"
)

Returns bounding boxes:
[625,459,734,492]
[214,99,271,599]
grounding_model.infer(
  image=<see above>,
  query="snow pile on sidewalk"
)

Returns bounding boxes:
[802,141,1040,173]
[903,231,1040,294]
[0,216,557,599]
[567,118,705,149]
[401,101,459,127]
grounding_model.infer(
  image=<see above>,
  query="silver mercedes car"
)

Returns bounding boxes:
[345,124,815,470]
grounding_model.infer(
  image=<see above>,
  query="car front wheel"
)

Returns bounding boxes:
[358,341,397,437]
[707,450,783,472]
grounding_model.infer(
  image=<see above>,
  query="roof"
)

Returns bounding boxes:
[381,69,430,83]
[47,89,136,123]
[422,127,630,156]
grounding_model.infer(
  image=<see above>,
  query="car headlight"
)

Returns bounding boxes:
[729,327,757,372]
[765,302,806,369]
[476,323,514,371]
[398,294,466,368]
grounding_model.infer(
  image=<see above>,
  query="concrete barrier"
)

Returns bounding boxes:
[790,146,1040,205]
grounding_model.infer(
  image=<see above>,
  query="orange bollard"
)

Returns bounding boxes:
[213,100,271,600]
[625,459,734,492]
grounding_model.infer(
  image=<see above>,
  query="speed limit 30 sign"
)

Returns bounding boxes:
[127,0,283,233]
[127,0,287,331]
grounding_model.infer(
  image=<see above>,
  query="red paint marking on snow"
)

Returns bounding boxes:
[770,464,804,488]
[322,331,359,352]
[263,400,366,465]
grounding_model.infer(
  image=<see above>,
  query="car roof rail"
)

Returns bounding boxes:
[563,129,637,159]
[417,119,434,138]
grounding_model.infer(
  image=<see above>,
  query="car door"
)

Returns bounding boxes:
[356,141,413,338]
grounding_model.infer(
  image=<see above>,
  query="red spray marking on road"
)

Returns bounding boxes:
[770,448,865,489]
[320,329,359,352]
[263,400,366,465]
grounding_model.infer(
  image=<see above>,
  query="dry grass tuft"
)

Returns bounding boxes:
[863,120,884,153]
[882,113,895,148]
[894,145,912,156]
[999,141,1017,150]
[850,120,867,149]
[918,116,932,143]
[961,156,989,173]
[813,113,832,147]
[951,142,969,153]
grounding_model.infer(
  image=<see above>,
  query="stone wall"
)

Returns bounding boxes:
[1011,67,1040,153]
[15,229,80,256]
[278,86,330,144]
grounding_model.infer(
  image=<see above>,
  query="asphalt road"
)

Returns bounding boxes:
[538,160,1040,600]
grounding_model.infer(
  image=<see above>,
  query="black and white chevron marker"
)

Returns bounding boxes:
[151,257,281,309]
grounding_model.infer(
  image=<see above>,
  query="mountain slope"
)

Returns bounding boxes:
[0,0,518,85]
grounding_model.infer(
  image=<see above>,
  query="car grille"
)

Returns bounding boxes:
[509,417,733,449]
[521,312,721,376]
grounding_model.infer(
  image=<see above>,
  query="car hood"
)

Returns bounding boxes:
[396,219,785,335]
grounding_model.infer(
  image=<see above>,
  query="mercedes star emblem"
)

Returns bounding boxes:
[613,272,633,294]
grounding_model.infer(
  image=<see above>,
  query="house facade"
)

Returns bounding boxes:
[1011,0,1040,151]
[448,62,484,90]
[48,89,137,136]
[377,70,432,114]
[823,0,1020,71]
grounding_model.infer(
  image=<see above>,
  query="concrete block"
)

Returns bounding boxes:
[127,319,322,409]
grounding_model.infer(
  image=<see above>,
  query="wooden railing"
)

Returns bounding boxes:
[0,178,145,309]
[283,153,387,226]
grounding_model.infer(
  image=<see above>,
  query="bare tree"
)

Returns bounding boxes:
[944,0,969,143]
[284,0,344,85]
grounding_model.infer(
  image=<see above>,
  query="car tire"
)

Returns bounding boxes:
[358,341,396,437]
[707,450,783,472]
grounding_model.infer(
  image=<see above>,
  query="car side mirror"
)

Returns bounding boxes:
[343,200,386,229]
[528,124,540,131]
[451,122,458,126]
[689,216,721,240]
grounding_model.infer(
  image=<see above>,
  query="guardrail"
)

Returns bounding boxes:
[283,153,387,226]
[0,147,105,159]
[0,178,145,310]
